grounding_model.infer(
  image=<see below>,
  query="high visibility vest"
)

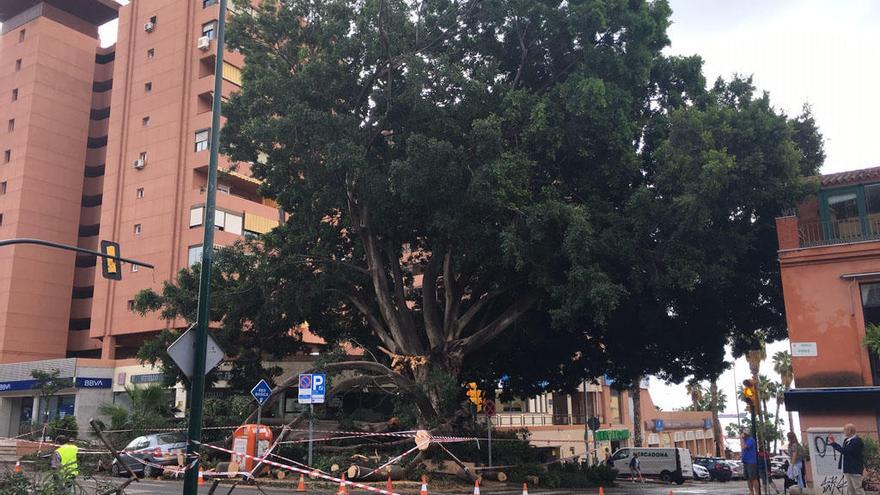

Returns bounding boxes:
[56,444,79,477]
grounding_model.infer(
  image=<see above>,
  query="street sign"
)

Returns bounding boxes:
[167,325,224,378]
[312,373,326,403]
[298,373,312,404]
[298,373,326,404]
[483,399,496,417]
[250,379,272,406]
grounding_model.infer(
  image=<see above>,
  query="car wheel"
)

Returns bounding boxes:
[660,471,672,483]
[143,464,161,478]
[111,462,121,477]
[675,477,686,485]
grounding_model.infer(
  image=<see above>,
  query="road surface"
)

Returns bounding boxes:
[75,477,752,495]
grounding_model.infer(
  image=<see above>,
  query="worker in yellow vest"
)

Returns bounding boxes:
[51,435,79,479]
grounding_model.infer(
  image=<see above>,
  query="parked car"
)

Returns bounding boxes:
[111,432,187,477]
[727,459,744,479]
[609,447,693,484]
[693,456,733,481]
[693,463,711,481]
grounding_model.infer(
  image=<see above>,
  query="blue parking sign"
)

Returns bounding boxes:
[312,373,326,403]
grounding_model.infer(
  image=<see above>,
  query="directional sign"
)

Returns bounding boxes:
[166,325,225,379]
[250,379,273,406]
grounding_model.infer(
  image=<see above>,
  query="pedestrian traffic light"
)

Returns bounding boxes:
[742,379,757,409]
[466,382,484,412]
[100,240,122,280]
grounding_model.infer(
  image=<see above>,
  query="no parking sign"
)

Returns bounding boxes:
[297,373,326,404]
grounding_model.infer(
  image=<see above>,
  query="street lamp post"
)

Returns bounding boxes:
[182,0,227,493]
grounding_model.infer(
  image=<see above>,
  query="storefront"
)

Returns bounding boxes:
[0,358,114,438]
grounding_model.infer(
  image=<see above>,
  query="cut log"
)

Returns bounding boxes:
[480,470,507,482]
[330,463,340,473]
[347,464,407,482]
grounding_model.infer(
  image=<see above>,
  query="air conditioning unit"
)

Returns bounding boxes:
[133,158,146,169]
[197,36,211,51]
[144,22,155,33]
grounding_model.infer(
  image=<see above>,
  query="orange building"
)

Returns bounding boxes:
[0,0,288,436]
[777,166,880,442]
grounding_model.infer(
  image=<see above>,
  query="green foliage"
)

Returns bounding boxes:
[132,0,825,422]
[30,369,69,424]
[863,437,880,471]
[680,383,727,412]
[529,463,619,488]
[725,414,784,446]
[97,385,179,447]
[201,395,253,444]
[864,324,880,357]
[47,416,78,440]
[132,245,300,391]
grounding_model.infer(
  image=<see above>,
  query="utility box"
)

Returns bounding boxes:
[231,424,273,472]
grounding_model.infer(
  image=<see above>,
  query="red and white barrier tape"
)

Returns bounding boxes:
[195,441,401,495]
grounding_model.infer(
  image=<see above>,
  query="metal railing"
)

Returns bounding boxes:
[798,218,880,247]
[493,413,595,427]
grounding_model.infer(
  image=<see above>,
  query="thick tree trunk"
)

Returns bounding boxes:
[709,380,724,457]
[631,379,643,447]
[773,398,782,453]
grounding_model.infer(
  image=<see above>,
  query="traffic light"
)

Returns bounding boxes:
[466,382,484,412]
[100,240,122,280]
[742,379,757,410]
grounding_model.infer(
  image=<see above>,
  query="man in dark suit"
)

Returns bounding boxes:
[829,424,865,495]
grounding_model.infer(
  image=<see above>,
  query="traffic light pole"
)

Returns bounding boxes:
[749,403,762,495]
[0,238,154,268]
[182,0,227,493]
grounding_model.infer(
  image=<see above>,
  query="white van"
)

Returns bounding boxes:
[609,447,693,484]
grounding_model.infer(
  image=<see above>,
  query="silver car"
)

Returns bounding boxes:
[693,463,711,481]
[111,432,187,477]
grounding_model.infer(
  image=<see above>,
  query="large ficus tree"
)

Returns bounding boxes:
[134,0,822,426]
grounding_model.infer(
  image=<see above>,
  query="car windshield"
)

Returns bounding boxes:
[156,433,186,444]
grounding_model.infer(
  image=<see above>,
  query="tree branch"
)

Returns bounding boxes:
[449,287,507,340]
[384,240,418,336]
[442,251,460,336]
[357,205,421,353]
[459,290,541,353]
[421,254,445,349]
[511,19,530,89]
[343,292,398,352]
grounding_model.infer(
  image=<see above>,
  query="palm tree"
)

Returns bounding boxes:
[746,343,767,448]
[772,350,794,430]
[686,378,704,410]
[99,384,176,445]
[768,381,787,452]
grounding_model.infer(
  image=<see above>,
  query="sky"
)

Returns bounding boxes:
[93,1,877,435]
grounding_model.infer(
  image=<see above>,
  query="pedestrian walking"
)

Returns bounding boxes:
[786,432,807,490]
[629,453,643,483]
[829,424,866,495]
[742,430,759,495]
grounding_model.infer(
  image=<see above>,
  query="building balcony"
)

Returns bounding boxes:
[776,215,880,250]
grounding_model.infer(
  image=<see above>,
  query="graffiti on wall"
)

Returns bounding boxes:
[808,428,847,495]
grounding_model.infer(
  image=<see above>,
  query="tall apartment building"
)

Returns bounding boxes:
[0,0,282,436]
